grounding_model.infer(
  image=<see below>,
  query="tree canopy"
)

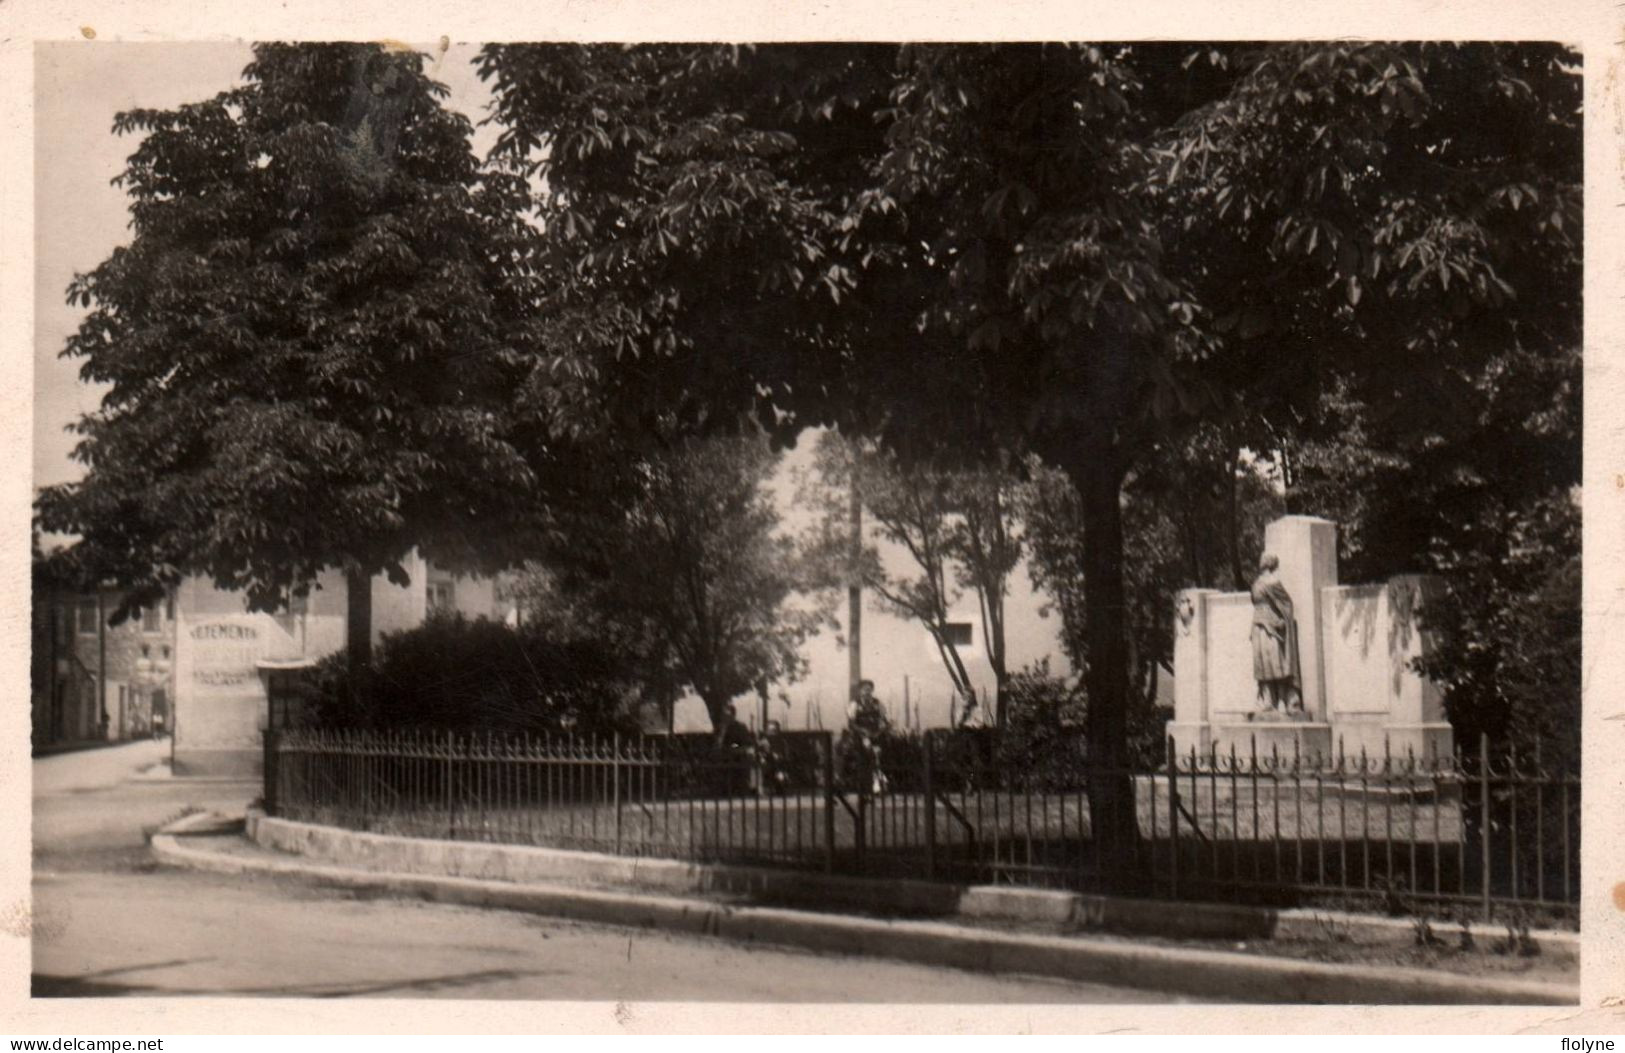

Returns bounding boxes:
[476,42,1581,856]
[38,42,1579,778]
[36,43,561,657]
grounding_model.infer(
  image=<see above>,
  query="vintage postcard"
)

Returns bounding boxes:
[1,0,1621,1037]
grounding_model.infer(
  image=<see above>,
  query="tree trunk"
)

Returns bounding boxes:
[346,566,373,668]
[345,566,374,719]
[698,689,731,734]
[1067,428,1143,889]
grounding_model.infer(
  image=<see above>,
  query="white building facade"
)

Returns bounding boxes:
[171,553,500,774]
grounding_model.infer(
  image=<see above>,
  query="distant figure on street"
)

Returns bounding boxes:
[757,719,791,796]
[715,702,754,795]
[1250,553,1302,714]
[841,679,891,795]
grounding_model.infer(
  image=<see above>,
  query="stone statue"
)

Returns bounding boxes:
[1250,553,1303,715]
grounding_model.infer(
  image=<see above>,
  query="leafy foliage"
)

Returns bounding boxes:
[36,44,559,623]
[1021,431,1284,702]
[295,613,637,735]
[796,431,1022,722]
[519,431,831,727]
[476,43,1580,843]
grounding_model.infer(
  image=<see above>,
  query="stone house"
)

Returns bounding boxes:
[31,584,178,749]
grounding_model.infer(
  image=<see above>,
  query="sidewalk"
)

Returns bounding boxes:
[33,736,168,795]
[151,810,1578,1006]
[32,736,148,758]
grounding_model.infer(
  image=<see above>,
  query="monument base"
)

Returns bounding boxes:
[1331,722,1455,765]
[1170,721,1335,766]
[1213,721,1333,765]
[1166,721,1213,758]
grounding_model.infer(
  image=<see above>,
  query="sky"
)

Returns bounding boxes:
[32,40,497,492]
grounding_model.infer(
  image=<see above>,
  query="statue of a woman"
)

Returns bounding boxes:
[1250,553,1302,713]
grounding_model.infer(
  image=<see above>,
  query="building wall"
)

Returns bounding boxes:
[30,586,178,747]
[776,557,1070,734]
[424,562,499,622]
[174,573,366,773]
[675,435,1073,734]
[171,556,500,774]
[372,553,429,640]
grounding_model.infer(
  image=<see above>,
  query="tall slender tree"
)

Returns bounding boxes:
[36,44,559,671]
[798,432,1022,725]
[532,432,831,729]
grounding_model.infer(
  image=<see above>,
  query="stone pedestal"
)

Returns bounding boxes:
[1332,722,1454,764]
[1209,720,1334,767]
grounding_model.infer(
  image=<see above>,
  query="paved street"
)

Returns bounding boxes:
[32,742,1179,1001]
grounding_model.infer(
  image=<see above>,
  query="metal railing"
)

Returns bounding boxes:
[263,726,1578,925]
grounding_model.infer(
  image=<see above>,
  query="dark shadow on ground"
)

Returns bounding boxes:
[33,967,552,998]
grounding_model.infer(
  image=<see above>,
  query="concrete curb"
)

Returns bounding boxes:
[245,811,1578,960]
[129,760,258,785]
[153,814,1575,1006]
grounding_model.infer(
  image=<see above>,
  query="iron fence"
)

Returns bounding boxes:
[263,726,1578,925]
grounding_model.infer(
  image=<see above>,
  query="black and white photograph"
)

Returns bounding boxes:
[6,0,1623,1038]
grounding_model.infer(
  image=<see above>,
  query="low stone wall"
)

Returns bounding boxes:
[247,811,964,917]
[246,811,1264,934]
[245,811,1576,961]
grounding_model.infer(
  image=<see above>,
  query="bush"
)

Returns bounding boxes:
[992,662,1172,781]
[292,613,640,736]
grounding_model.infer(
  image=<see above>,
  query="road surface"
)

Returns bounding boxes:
[31,740,1181,1001]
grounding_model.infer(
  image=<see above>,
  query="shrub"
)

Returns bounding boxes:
[995,661,1172,779]
[292,613,639,736]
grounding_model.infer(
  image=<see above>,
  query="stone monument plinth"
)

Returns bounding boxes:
[1169,516,1453,765]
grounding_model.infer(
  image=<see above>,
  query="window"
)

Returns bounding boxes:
[141,606,160,633]
[427,582,454,613]
[165,592,175,621]
[943,622,974,647]
[78,599,99,635]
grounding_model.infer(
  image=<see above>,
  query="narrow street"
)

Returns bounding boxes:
[31,742,1180,1002]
